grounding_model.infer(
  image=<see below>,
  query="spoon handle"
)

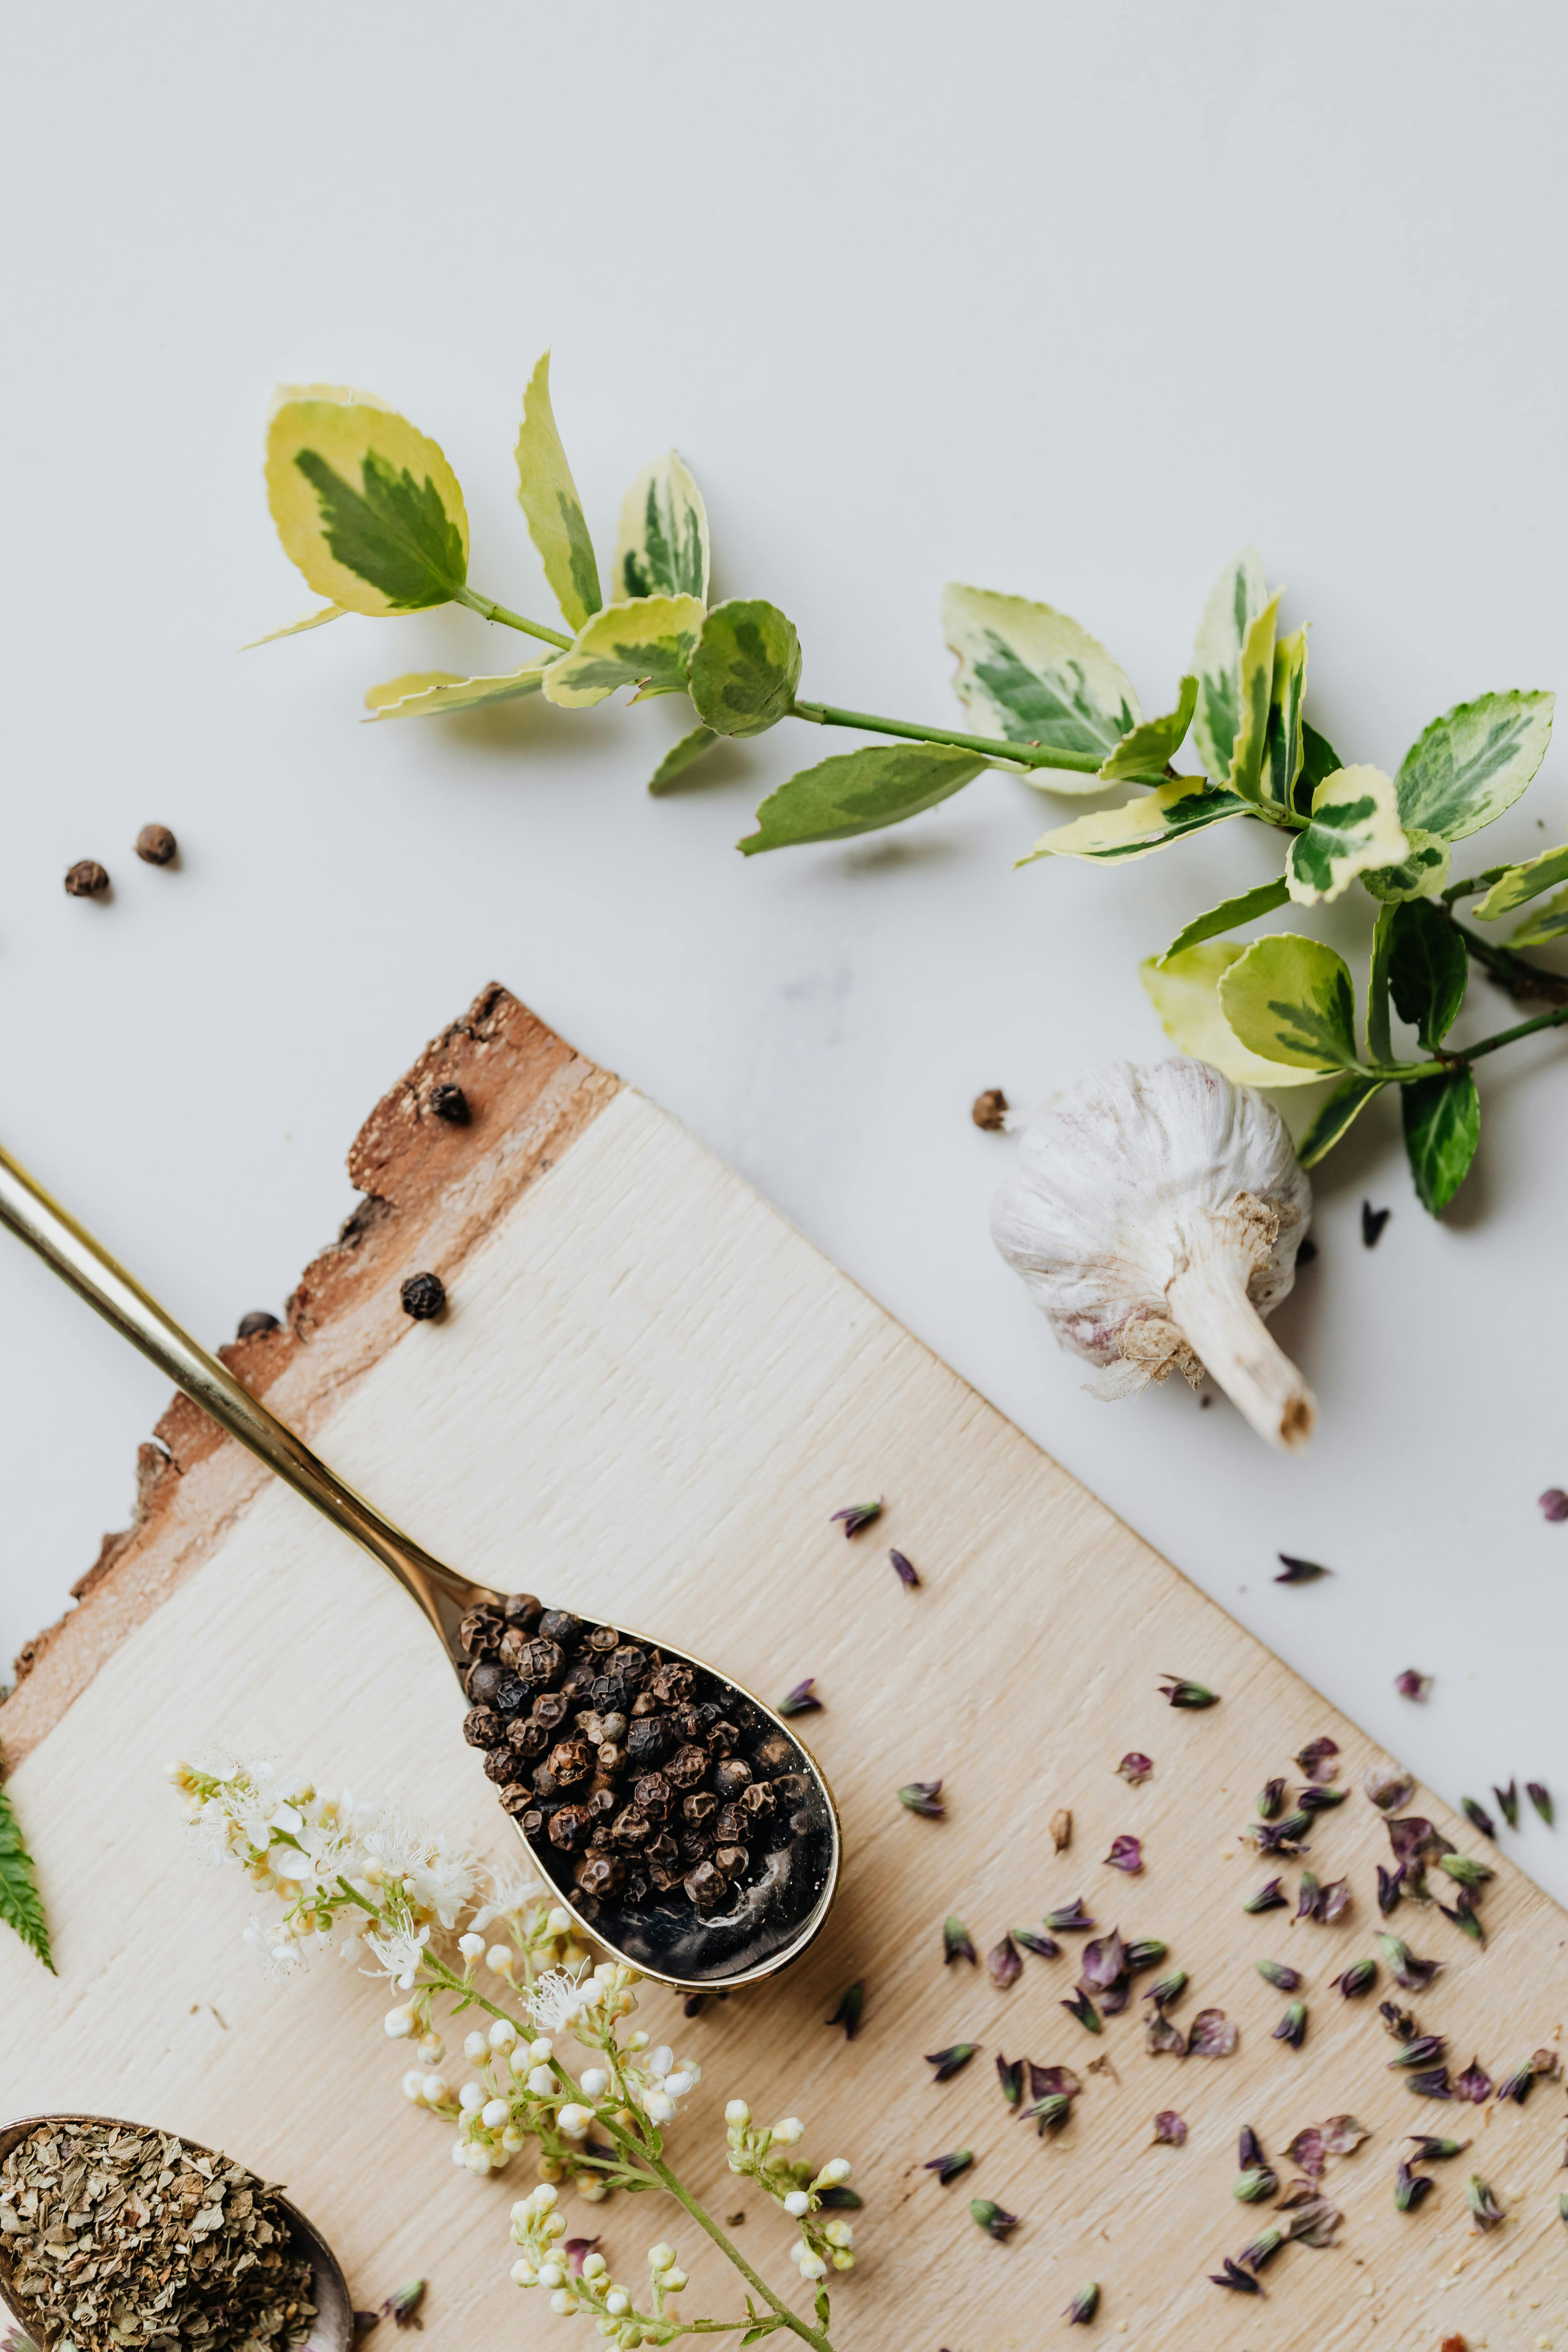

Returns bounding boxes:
[0,1139,482,1641]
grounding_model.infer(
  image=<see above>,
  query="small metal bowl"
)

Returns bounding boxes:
[0,2115,352,2352]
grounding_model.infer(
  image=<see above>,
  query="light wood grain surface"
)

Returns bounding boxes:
[3,996,1564,2352]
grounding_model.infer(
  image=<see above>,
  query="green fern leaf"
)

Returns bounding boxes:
[0,1777,54,1970]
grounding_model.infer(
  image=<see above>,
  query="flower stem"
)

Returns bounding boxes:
[451,584,574,652]
[790,696,1103,777]
[1444,910,1568,1006]
[1456,1002,1568,1062]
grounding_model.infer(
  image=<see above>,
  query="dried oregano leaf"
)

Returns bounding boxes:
[0,1778,51,1970]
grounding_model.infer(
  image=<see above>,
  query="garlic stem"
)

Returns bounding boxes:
[1165,1213,1315,1452]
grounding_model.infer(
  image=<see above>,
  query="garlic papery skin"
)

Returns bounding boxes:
[990,1057,1315,1451]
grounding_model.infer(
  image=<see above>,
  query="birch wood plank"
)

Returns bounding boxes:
[1,988,1563,2352]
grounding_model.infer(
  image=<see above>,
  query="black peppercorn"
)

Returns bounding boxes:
[483,1748,518,1785]
[503,1633,563,1685]
[682,1791,718,1825]
[539,1609,586,1647]
[531,1689,572,1730]
[648,1660,696,1708]
[531,1764,560,1800]
[608,1644,648,1683]
[714,1844,748,1878]
[400,1270,446,1320]
[708,1720,740,1757]
[648,1856,684,1892]
[549,1804,591,1853]
[666,1744,709,1791]
[64,860,110,897]
[646,1832,679,1865]
[634,1771,673,1819]
[429,1082,470,1125]
[680,1829,715,1863]
[586,1625,619,1654]
[597,1742,625,1774]
[562,1660,596,1700]
[714,1802,745,1843]
[713,1757,753,1800]
[510,1721,548,1759]
[236,1310,280,1340]
[611,1806,654,1848]
[547,1738,592,1787]
[502,1591,542,1630]
[495,1676,531,1714]
[685,1860,726,1908]
[463,1706,503,1749]
[464,1660,505,1706]
[630,1690,661,1718]
[754,1731,794,1772]
[576,1852,623,1899]
[626,1717,672,1769]
[971,1086,1009,1131]
[498,1786,532,1818]
[586,1787,617,1821]
[590,1674,628,1714]
[135,823,178,865]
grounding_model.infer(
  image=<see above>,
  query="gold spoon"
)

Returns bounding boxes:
[0,2113,354,2352]
[0,1141,841,1991]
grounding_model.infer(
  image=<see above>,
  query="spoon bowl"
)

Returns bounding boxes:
[0,2114,352,2352]
[0,1140,841,1991]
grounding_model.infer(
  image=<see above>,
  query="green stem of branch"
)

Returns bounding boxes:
[1455,1002,1568,1063]
[790,696,1102,776]
[1446,911,1568,1007]
[452,584,573,652]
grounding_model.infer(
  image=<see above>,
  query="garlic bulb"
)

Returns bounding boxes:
[991,1057,1315,1450]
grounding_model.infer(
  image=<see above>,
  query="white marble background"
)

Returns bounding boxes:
[1,4,1564,1892]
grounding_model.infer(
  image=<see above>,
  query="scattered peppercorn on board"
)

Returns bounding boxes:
[2,985,1565,2348]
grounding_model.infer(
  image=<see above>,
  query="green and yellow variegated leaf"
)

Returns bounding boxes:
[1474,832,1568,920]
[1191,545,1269,785]
[614,454,710,603]
[266,386,468,615]
[514,351,603,632]
[1402,1069,1481,1216]
[1258,625,1308,819]
[363,663,550,721]
[542,595,705,709]
[687,600,802,737]
[1286,763,1407,904]
[1509,883,1568,947]
[649,725,720,794]
[1218,934,1361,1072]
[1295,718,1344,819]
[1225,593,1282,805]
[1140,943,1329,1087]
[1296,1074,1386,1168]
[738,744,986,855]
[1157,876,1290,964]
[242,602,348,649]
[1395,689,1555,842]
[1018,777,1249,867]
[1360,827,1452,902]
[942,583,1140,785]
[1098,674,1199,782]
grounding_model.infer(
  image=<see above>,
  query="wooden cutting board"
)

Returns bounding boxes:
[2,985,1563,2351]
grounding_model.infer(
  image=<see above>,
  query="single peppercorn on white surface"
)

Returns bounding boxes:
[991,1055,1314,1449]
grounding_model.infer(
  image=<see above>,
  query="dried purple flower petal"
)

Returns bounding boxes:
[1364,1763,1415,1812]
[996,2054,1024,2107]
[1494,2066,1535,2105]
[889,1547,922,1589]
[1079,1931,1127,1993]
[1539,1488,1568,1523]
[1295,1736,1340,1783]
[925,2043,978,2081]
[1438,1853,1492,1889]
[1295,1870,1321,1920]
[1254,1811,1312,1853]
[1387,1814,1453,1869]
[1116,1752,1153,1784]
[1319,1879,1352,1923]
[1284,2126,1324,2176]
[1388,2035,1447,2070]
[1104,1834,1143,1875]
[1493,1778,1519,1829]
[1062,1990,1101,2034]
[831,1497,883,1536]
[778,1677,822,1717]
[923,2149,973,2184]
[1208,2257,1261,2295]
[1243,1877,1287,1914]
[1377,1864,1405,1916]
[353,2316,380,2339]
[1145,2012,1186,2056]
[1027,2064,1082,2102]
[1157,1675,1218,1709]
[1321,2115,1370,2155]
[826,1981,864,2039]
[1406,2134,1467,2160]
[1023,2092,1073,2135]
[1408,2068,1453,2100]
[1438,1892,1485,1945]
[1151,2110,1187,2147]
[1533,2047,1561,2080]
[1528,1779,1554,1826]
[383,2283,426,2329]
[1143,1968,1187,2010]
[969,2197,1019,2240]
[1043,1897,1096,1933]
[987,1936,1022,1991]
[1332,1959,1377,1998]
[898,1780,945,1819]
[1276,1555,1330,1583]
[1362,1200,1391,1247]
[943,1916,977,1966]
[1273,2002,1307,2049]
[1465,2174,1504,2231]
[1381,1999,1418,2040]
[1097,1976,1132,2018]
[1234,2164,1279,2202]
[1461,1796,1496,1841]
[1378,1934,1442,1990]
[1257,1777,1286,1820]
[1256,1959,1301,1993]
[1124,1938,1167,1974]
[1394,2161,1435,2212]
[1298,1784,1348,1814]
[1395,1668,1432,1701]
[1064,2284,1099,2325]
[1287,2196,1343,2248]
[1013,1926,1060,1961]
[563,2239,601,2277]
[1238,2126,1267,2171]
[1237,2226,1285,2272]
[1189,2008,1238,2058]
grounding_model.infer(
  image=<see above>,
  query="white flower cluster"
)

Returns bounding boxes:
[724,2101,855,2278]
[510,2187,687,2349]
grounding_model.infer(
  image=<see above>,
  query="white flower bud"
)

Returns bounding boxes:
[770,2118,804,2145]
[489,2019,518,2051]
[527,2066,555,2097]
[383,2006,415,2039]
[459,2082,485,2111]
[647,2245,675,2273]
[593,1960,618,1982]
[576,2177,608,2203]
[661,2268,687,2293]
[482,2099,510,2130]
[458,1931,485,1958]
[510,2259,537,2287]
[796,2251,826,2281]
[533,2184,559,2210]
[662,2071,695,2099]
[401,2070,425,2102]
[450,2141,467,2167]
[548,2290,575,2316]
[501,2125,525,2152]
[557,2104,594,2138]
[464,2143,492,2175]
[488,1944,516,1975]
[463,2031,489,2062]
[824,2218,854,2247]
[417,2033,444,2063]
[581,2253,607,2279]
[529,2037,554,2064]
[783,2191,809,2217]
[649,2045,674,2078]
[537,2262,565,2290]
[830,2249,855,2272]
[815,2158,852,2186]
[547,1907,572,1934]
[625,2031,650,2052]
[642,2090,676,2126]
[724,2100,750,2126]
[605,2290,629,2315]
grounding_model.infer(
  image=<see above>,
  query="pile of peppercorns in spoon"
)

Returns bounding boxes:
[460,1593,836,1983]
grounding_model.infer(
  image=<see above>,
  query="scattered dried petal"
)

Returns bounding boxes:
[385,2283,427,2329]
[1494,2065,1535,2105]
[1065,2284,1099,2325]
[1116,1752,1153,1785]
[925,2043,978,2082]
[1380,2000,1419,2041]
[1395,1668,1432,1702]
[1534,2047,1562,2080]
[830,1498,883,1536]
[1298,1784,1348,1814]
[564,2239,601,2277]
[1027,2064,1082,2103]
[1377,1864,1405,1916]
[1364,1763,1415,1812]
[1438,1853,1493,1889]
[971,1087,1009,1130]
[943,1916,978,1966]
[1146,2013,1186,2056]
[779,1677,822,1717]
[1273,2002,1307,2050]
[1394,2161,1435,2212]
[898,1780,945,1819]
[826,1981,864,2039]
[1237,2226,1284,2272]
[1296,1736,1340,1783]
[1388,2035,1447,2071]
[1103,1834,1142,1875]
[1243,1877,1287,1914]
[1013,1926,1060,1961]
[1284,2129,1325,2180]
[1234,2165,1279,2203]
[1254,1811,1312,1853]
[889,1547,922,1589]
[1527,1779,1554,1826]
[1043,1897,1096,1933]
[1493,1778,1519,1829]
[1287,2198,1343,2248]
[1406,2134,1468,2160]
[1276,1555,1330,1583]
[1257,1777,1286,1821]
[1143,1968,1187,2010]
[987,1936,1022,1992]
[1408,2068,1453,2100]
[1062,1990,1102,2034]
[996,2054,1024,2107]
[1189,2008,1238,2058]
[923,2149,974,2185]
[1238,2126,1267,2170]
[968,2198,1019,2240]
[1256,1959,1301,1992]
[1023,2092,1073,2135]
[1378,1934,1442,1990]
[1320,2116,1370,2157]
[1295,1870,1320,1920]
[1208,2257,1261,2295]
[1050,1808,1073,1852]
[1151,2110,1187,2147]
[1440,1892,1485,1945]
[1387,1814,1452,1869]
[1461,1797,1496,1841]
[1079,1930,1127,1993]
[1362,1200,1391,1247]
[1124,1939,1167,1974]
[1539,1487,1568,1523]
[1465,2174,1504,2231]
[1331,1959,1377,1998]
[1318,1879,1352,1923]
[1158,1675,1218,1709]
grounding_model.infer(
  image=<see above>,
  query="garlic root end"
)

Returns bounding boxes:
[1166,1223,1315,1453]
